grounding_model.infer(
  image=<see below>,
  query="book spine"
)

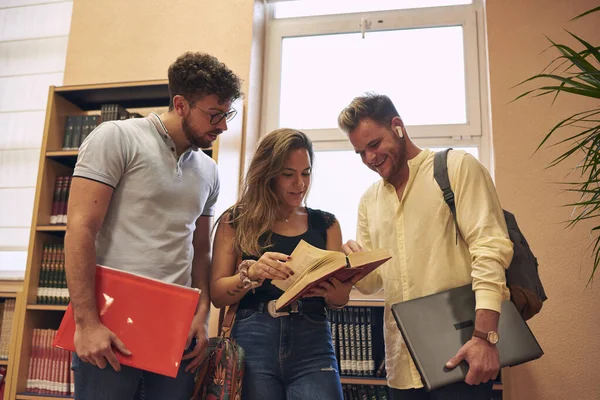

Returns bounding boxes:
[49,177,63,225]
[366,308,375,375]
[346,308,357,375]
[330,310,339,372]
[360,307,368,376]
[353,308,365,376]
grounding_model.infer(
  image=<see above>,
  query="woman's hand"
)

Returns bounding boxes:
[247,252,295,281]
[303,277,355,307]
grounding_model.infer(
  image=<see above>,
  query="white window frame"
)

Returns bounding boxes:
[261,1,492,168]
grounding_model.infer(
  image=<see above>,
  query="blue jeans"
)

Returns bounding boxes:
[71,343,195,400]
[389,381,493,400]
[231,308,343,400]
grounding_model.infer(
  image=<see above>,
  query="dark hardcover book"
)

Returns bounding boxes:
[376,386,388,400]
[367,385,378,400]
[359,385,369,400]
[366,308,375,375]
[62,116,78,149]
[80,115,100,146]
[37,244,50,303]
[337,309,347,376]
[345,308,357,375]
[330,310,339,370]
[50,176,64,225]
[360,307,369,376]
[354,308,365,376]
[57,176,70,224]
[70,115,84,150]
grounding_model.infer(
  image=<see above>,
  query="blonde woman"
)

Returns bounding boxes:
[211,129,352,400]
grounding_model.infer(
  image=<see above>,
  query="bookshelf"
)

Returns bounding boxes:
[8,80,243,400]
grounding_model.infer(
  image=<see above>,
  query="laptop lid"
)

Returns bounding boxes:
[391,284,543,391]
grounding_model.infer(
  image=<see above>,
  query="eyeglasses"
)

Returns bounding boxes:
[197,107,238,125]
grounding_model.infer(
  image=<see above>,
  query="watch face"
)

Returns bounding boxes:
[488,331,499,344]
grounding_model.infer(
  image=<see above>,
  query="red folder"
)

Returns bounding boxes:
[53,265,200,378]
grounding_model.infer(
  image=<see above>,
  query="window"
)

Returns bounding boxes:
[263,0,491,241]
[0,0,73,278]
[274,0,472,19]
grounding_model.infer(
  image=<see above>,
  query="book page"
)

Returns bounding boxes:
[272,240,341,292]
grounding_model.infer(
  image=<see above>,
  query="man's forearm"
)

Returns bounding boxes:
[64,226,99,327]
[474,309,500,333]
[192,253,211,324]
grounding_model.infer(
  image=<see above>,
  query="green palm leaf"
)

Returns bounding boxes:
[515,6,600,284]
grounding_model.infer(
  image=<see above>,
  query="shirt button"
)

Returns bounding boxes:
[171,147,175,152]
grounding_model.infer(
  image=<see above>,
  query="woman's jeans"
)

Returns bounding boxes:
[232,306,343,400]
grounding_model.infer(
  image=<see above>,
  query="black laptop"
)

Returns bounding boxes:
[391,284,543,391]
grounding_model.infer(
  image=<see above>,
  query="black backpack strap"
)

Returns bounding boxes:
[433,148,459,244]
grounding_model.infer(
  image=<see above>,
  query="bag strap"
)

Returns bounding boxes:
[433,148,459,244]
[219,303,239,338]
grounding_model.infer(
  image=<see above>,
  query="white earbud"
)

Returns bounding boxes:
[396,126,404,139]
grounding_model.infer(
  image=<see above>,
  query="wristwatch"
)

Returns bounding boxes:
[472,329,499,345]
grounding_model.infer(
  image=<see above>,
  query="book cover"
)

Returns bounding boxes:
[273,240,391,311]
[52,265,200,378]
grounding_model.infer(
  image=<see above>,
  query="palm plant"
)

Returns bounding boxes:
[514,6,600,283]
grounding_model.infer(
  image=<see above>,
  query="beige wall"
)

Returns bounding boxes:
[63,0,265,336]
[487,0,600,399]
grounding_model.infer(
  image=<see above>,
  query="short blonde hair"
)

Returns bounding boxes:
[338,93,401,133]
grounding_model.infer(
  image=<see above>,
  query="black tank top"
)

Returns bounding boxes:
[238,208,336,309]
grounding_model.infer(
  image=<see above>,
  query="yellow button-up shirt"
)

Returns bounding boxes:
[355,149,513,390]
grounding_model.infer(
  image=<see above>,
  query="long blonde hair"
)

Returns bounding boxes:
[220,128,314,257]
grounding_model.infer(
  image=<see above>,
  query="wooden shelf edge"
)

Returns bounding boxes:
[0,359,8,365]
[26,304,68,311]
[16,395,74,400]
[0,292,17,298]
[347,299,385,307]
[340,376,387,385]
[54,79,168,92]
[46,150,79,157]
[36,226,66,232]
[493,383,503,391]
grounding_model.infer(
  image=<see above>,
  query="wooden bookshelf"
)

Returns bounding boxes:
[9,79,244,400]
[16,396,72,400]
[25,305,67,312]
[340,376,387,386]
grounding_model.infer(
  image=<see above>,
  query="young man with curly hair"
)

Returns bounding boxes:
[65,52,243,400]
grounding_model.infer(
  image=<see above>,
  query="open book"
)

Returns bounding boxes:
[272,240,391,311]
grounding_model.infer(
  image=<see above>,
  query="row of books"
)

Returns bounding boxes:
[50,176,72,225]
[0,299,16,359]
[343,384,388,400]
[61,104,144,150]
[25,328,74,396]
[38,244,69,305]
[330,307,385,378]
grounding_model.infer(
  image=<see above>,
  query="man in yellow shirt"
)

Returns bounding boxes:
[337,94,514,400]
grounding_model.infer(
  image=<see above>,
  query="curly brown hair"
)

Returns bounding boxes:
[167,52,243,110]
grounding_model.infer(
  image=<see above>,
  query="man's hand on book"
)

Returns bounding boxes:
[74,321,131,371]
[182,313,209,373]
[248,252,294,281]
[341,240,364,255]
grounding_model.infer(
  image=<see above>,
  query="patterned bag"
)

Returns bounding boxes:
[191,305,245,400]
